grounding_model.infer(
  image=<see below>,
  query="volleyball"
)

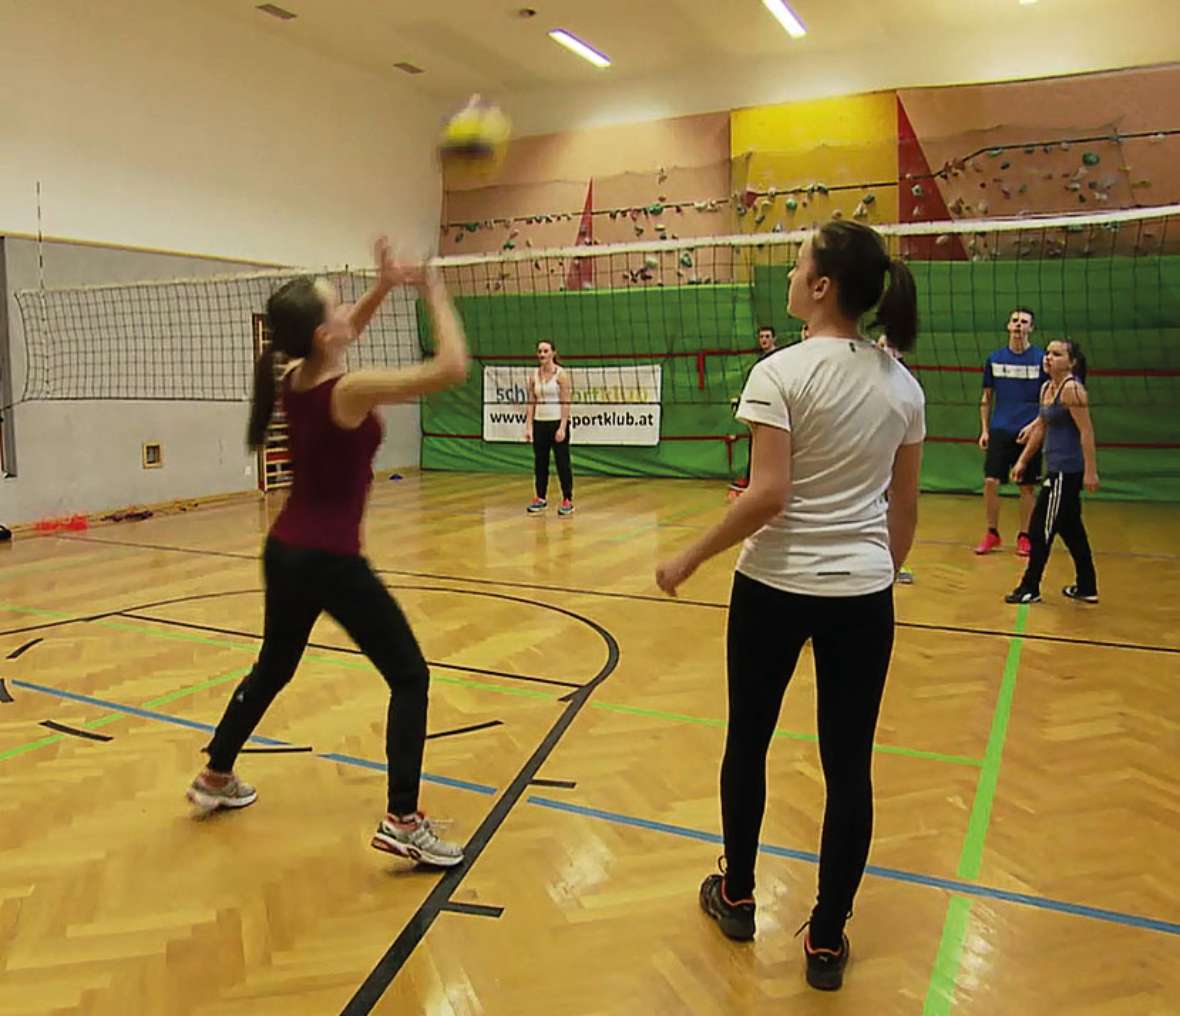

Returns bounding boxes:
[439,95,511,168]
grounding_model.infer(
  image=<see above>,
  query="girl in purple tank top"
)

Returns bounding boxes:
[187,238,472,868]
[1006,339,1100,605]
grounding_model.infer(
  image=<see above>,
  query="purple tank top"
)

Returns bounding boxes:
[270,374,382,556]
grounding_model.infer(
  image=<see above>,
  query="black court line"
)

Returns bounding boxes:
[529,778,576,789]
[59,534,255,562]
[39,720,113,742]
[426,720,503,741]
[340,602,621,1015]
[7,558,1178,657]
[439,902,504,919]
[240,746,314,754]
[6,548,1179,658]
[6,638,43,660]
[0,614,108,639]
[0,679,12,704]
[117,612,583,690]
[897,618,1180,656]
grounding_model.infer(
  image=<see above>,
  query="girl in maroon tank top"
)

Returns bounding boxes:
[186,238,472,868]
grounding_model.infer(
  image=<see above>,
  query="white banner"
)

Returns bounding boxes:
[482,364,662,446]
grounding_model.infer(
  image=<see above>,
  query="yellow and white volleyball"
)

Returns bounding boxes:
[439,95,511,169]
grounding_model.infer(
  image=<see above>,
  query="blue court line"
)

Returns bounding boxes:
[11,678,288,745]
[10,678,1178,939]
[318,752,496,796]
[9,679,497,795]
[527,796,1180,938]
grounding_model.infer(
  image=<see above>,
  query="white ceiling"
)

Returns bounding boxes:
[206,0,1180,135]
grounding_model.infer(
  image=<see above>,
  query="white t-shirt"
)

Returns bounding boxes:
[735,336,926,597]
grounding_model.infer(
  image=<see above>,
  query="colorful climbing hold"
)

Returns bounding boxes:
[1082,152,1100,166]
[911,184,924,197]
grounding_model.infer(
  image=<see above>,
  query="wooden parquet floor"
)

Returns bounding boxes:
[1,474,1177,1014]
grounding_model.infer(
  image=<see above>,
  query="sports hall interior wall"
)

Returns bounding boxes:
[425,64,1180,501]
[0,0,447,527]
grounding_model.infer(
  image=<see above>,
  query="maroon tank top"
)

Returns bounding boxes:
[270,374,382,556]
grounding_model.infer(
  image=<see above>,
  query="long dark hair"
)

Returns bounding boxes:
[812,220,919,351]
[247,276,324,450]
[1058,338,1088,385]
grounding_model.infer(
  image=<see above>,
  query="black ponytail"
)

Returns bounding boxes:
[247,276,324,451]
[812,220,920,352]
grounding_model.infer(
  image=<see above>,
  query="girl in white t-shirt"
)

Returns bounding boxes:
[656,220,925,992]
[524,340,574,515]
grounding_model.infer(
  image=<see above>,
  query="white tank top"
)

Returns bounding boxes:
[533,367,563,422]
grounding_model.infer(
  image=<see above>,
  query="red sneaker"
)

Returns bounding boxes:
[1016,533,1032,557]
[974,530,1002,555]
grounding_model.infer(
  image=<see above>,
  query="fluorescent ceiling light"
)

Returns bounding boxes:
[762,0,807,38]
[1019,0,1038,5]
[548,29,611,68]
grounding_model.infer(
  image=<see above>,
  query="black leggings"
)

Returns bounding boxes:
[1018,471,1097,596]
[206,537,429,816]
[532,419,573,500]
[722,572,894,945]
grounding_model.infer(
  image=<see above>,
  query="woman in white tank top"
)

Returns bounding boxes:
[524,340,574,515]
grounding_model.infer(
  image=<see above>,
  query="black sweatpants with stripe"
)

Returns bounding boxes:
[1017,471,1098,596]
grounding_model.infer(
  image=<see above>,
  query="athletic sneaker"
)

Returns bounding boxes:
[1004,586,1041,604]
[526,498,547,514]
[557,498,574,517]
[727,477,749,493]
[895,566,914,585]
[1062,585,1099,604]
[186,770,257,813]
[371,812,464,867]
[1016,533,1032,557]
[699,868,755,941]
[974,530,1002,555]
[803,930,851,991]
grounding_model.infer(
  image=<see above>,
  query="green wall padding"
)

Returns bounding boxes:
[421,256,1180,501]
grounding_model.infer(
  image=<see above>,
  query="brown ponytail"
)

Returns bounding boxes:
[875,258,919,352]
[246,276,324,451]
[246,346,277,452]
[813,220,920,352]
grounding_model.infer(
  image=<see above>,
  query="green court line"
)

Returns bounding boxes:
[3,605,978,764]
[590,701,983,767]
[0,602,75,619]
[922,603,1028,1016]
[0,668,248,763]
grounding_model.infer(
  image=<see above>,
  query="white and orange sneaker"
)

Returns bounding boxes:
[371,812,463,867]
[186,769,257,814]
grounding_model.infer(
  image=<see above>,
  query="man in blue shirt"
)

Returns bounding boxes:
[977,307,1046,556]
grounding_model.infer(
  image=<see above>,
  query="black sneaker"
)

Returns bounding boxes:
[803,931,850,991]
[699,873,755,941]
[1062,585,1099,604]
[1004,587,1041,604]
